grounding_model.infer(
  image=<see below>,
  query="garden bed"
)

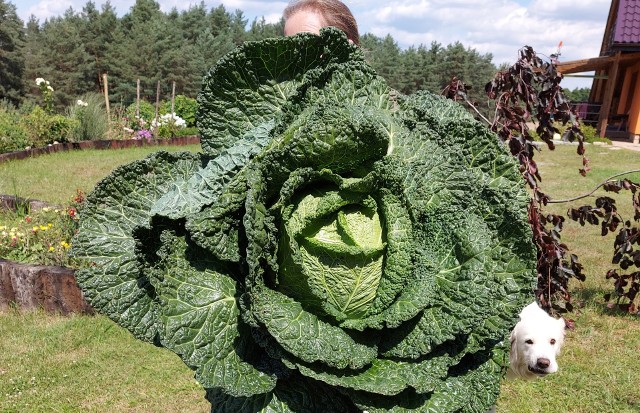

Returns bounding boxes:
[0,135,200,163]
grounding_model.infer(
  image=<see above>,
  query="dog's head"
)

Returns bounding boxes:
[508,302,566,380]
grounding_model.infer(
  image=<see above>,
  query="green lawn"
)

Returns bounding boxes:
[0,142,639,412]
[0,144,201,206]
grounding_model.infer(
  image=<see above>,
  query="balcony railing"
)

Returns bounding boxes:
[572,102,601,127]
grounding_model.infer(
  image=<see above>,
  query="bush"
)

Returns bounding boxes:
[66,93,110,142]
[152,113,187,139]
[0,101,30,153]
[162,95,197,127]
[125,100,156,131]
[174,126,199,137]
[529,122,611,145]
[580,124,610,144]
[20,106,76,147]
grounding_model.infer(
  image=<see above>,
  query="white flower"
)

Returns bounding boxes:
[47,85,54,92]
[35,77,45,85]
[152,113,186,128]
[76,99,88,107]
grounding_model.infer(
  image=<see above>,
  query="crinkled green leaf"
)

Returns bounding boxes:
[151,230,276,396]
[152,121,274,220]
[251,285,378,370]
[205,374,357,413]
[197,29,364,155]
[72,151,202,342]
[73,29,536,413]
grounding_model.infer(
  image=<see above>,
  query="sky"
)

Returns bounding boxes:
[14,0,612,90]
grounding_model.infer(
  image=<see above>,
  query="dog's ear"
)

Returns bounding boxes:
[509,329,518,363]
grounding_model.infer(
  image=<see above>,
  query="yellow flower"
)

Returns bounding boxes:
[39,225,47,231]
[60,241,70,249]
[32,226,39,232]
[0,226,5,231]
[47,223,53,228]
[48,246,55,252]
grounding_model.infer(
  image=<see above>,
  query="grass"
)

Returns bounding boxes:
[0,144,201,206]
[496,143,640,413]
[0,309,210,413]
[0,142,639,412]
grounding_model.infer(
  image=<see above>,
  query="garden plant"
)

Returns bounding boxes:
[443,47,640,314]
[0,191,83,267]
[71,29,537,412]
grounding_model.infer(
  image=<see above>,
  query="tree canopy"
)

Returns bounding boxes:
[0,0,579,110]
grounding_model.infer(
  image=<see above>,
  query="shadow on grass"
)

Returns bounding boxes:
[572,286,637,318]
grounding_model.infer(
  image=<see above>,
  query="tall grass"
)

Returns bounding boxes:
[66,93,110,142]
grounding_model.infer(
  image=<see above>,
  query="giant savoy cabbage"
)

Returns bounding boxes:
[72,29,536,412]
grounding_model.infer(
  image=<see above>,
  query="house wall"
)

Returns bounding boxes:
[624,62,640,135]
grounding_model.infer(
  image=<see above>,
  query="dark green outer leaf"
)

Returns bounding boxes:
[151,230,276,397]
[206,374,358,413]
[197,28,364,156]
[151,121,274,220]
[72,151,203,342]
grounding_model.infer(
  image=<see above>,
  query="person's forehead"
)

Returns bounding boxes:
[284,10,327,36]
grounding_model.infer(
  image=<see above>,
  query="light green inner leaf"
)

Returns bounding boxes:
[280,188,385,319]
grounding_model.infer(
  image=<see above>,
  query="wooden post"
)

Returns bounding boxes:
[102,73,110,119]
[598,51,622,138]
[136,79,140,120]
[171,81,176,114]
[155,80,160,128]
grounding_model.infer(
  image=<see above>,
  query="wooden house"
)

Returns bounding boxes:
[557,0,640,143]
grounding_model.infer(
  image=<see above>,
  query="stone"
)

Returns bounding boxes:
[0,259,92,314]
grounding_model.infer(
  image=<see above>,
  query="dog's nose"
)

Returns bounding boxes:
[536,358,551,369]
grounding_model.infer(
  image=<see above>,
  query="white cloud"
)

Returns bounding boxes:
[24,0,74,21]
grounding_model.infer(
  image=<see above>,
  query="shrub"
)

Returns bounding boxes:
[174,126,199,137]
[20,106,76,147]
[125,100,156,131]
[66,93,110,142]
[152,113,187,139]
[0,101,30,153]
[162,95,198,127]
[579,124,609,144]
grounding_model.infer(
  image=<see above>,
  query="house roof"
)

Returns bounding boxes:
[613,0,640,44]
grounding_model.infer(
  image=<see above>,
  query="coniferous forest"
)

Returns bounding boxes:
[0,0,499,109]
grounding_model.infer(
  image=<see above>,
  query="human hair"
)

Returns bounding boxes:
[283,0,360,45]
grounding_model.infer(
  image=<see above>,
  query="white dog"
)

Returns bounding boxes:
[507,301,566,380]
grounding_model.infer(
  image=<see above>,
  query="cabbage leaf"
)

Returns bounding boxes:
[72,29,536,413]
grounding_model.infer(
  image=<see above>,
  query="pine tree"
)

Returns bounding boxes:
[38,9,95,107]
[80,1,118,93]
[0,0,25,105]
[22,15,44,103]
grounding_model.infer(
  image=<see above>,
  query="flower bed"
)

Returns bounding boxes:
[0,192,91,313]
[0,194,81,268]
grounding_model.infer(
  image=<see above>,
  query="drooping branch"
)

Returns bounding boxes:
[547,169,640,203]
